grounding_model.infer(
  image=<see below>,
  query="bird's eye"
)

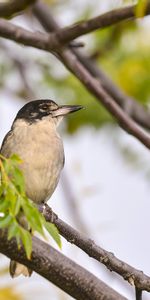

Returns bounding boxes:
[41,105,48,110]
[39,105,48,112]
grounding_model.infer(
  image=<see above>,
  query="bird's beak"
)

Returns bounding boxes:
[52,105,84,117]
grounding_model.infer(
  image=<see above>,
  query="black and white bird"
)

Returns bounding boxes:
[0,99,83,277]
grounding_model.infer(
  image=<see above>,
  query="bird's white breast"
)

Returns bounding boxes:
[1,119,64,203]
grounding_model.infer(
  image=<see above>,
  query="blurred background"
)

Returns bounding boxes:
[0,0,150,299]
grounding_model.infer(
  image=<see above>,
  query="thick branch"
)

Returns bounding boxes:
[35,2,150,45]
[0,0,36,18]
[0,19,64,52]
[0,231,126,300]
[41,205,150,293]
[0,2,149,298]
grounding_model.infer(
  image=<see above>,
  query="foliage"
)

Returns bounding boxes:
[85,20,149,105]
[0,154,61,259]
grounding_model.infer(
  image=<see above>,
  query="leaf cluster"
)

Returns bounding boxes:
[0,154,61,259]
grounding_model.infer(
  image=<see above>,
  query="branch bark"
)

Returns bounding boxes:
[60,50,150,150]
[0,6,150,141]
[0,19,65,52]
[74,53,150,130]
[0,7,149,161]
[33,3,150,151]
[1,2,150,131]
[41,205,150,293]
[34,2,150,45]
[0,230,126,300]
[33,1,150,131]
[0,0,36,18]
[0,2,149,298]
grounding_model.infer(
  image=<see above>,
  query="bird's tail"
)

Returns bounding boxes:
[9,260,32,278]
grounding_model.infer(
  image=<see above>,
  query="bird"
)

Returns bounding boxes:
[0,99,83,278]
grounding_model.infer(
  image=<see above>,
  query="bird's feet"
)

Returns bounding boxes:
[37,203,57,223]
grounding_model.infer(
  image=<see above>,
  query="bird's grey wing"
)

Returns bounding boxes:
[0,130,13,156]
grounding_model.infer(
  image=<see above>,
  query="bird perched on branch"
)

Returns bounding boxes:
[0,99,83,278]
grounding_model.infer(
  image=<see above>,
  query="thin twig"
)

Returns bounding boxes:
[73,52,150,130]
[61,172,89,234]
[33,1,150,131]
[0,1,148,298]
[0,12,150,150]
[32,2,150,151]
[0,41,34,99]
[1,1,150,130]
[61,50,150,149]
[34,2,150,45]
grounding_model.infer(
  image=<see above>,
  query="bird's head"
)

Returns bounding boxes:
[14,99,83,127]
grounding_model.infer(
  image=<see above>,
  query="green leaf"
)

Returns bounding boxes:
[0,185,4,197]
[5,186,16,215]
[0,215,12,228]
[15,232,22,249]
[44,221,61,249]
[11,167,25,193]
[10,154,23,164]
[2,160,11,175]
[8,221,20,240]
[0,198,10,212]
[19,228,32,259]
[13,197,21,216]
[0,155,62,259]
[22,200,44,235]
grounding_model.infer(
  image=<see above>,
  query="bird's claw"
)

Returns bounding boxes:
[37,203,56,223]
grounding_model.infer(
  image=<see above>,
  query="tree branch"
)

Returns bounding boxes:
[1,7,149,151]
[32,2,150,152]
[74,53,150,130]
[0,0,36,18]
[0,230,126,300]
[0,17,149,150]
[0,19,65,52]
[34,2,150,45]
[1,2,150,132]
[33,1,150,131]
[61,172,89,234]
[40,205,150,293]
[0,2,149,298]
[61,50,150,149]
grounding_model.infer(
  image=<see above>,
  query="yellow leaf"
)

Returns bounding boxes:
[0,287,22,300]
[135,0,148,17]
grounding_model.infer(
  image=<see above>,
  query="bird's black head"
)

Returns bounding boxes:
[15,99,83,123]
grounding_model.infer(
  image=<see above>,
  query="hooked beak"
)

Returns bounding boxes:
[52,105,84,117]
